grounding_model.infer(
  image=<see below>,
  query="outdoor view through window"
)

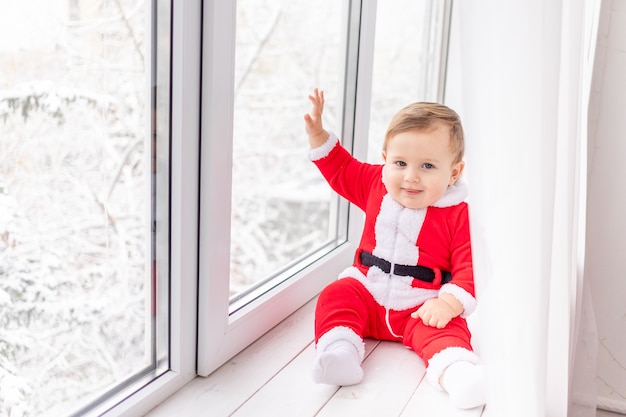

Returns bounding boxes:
[229,0,448,304]
[0,0,449,414]
[229,0,346,303]
[0,0,170,416]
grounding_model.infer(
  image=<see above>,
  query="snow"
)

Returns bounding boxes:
[1,1,149,416]
[0,0,436,415]
[0,0,65,53]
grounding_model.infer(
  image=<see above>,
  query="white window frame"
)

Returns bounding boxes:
[196,0,377,376]
[101,1,201,415]
[98,0,453,413]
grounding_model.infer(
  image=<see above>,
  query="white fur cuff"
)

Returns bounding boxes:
[316,326,365,362]
[439,283,477,317]
[426,346,480,390]
[309,131,339,161]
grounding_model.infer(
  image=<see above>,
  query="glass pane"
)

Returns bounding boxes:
[0,0,170,415]
[230,0,347,300]
[367,0,445,163]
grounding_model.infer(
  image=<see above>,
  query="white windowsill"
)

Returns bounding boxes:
[144,297,485,417]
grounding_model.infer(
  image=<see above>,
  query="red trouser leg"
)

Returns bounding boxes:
[315,277,477,387]
[402,311,478,388]
[315,278,401,343]
[402,314,473,362]
[315,277,473,355]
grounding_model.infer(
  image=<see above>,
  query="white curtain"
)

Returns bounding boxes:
[446,0,601,415]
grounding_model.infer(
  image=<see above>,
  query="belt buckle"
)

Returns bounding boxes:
[432,268,442,285]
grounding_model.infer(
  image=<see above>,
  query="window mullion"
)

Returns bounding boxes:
[197,0,238,377]
[197,0,368,378]
[168,0,203,378]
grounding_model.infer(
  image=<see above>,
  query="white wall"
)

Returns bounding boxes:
[586,0,626,412]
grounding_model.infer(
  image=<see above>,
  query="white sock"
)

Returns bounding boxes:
[441,361,486,409]
[311,340,363,386]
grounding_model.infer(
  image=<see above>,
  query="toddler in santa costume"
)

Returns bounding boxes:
[304,88,486,409]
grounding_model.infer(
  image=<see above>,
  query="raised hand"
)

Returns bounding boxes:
[304,88,329,148]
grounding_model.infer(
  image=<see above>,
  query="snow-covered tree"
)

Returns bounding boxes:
[1,1,149,415]
[1,0,428,415]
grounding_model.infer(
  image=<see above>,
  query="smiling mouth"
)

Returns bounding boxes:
[403,188,422,195]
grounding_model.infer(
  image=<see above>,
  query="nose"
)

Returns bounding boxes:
[404,168,420,183]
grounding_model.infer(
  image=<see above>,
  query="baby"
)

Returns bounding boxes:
[304,88,486,409]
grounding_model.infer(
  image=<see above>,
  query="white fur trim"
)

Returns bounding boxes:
[374,195,426,265]
[426,347,481,390]
[309,131,339,161]
[316,326,365,362]
[335,194,441,311]
[432,181,468,208]
[439,283,477,317]
[339,266,438,311]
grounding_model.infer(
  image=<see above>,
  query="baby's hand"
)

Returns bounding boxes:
[411,298,456,329]
[304,88,328,148]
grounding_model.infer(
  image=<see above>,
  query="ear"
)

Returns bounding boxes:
[449,161,465,185]
[381,150,387,162]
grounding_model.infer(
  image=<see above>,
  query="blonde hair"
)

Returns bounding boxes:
[383,102,465,163]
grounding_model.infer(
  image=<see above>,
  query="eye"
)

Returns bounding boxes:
[395,161,407,167]
[421,163,434,169]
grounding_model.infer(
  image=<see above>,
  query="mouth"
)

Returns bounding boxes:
[402,188,422,196]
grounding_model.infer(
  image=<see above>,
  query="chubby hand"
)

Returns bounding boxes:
[411,295,462,329]
[303,88,329,148]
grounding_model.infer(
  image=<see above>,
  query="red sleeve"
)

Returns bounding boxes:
[312,141,382,211]
[448,203,474,297]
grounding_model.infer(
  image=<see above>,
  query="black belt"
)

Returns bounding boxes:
[359,251,452,285]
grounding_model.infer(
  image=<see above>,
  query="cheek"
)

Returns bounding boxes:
[383,168,403,184]
[381,166,401,191]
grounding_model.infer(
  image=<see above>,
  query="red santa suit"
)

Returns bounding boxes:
[311,133,480,389]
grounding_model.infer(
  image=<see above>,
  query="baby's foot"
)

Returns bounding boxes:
[311,341,363,386]
[441,361,486,409]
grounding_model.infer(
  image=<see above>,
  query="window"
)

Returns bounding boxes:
[229,0,349,307]
[197,0,452,376]
[0,0,172,415]
[367,0,453,163]
[198,0,360,375]
[0,0,453,413]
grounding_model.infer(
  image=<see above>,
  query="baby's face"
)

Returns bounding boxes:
[382,124,464,209]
